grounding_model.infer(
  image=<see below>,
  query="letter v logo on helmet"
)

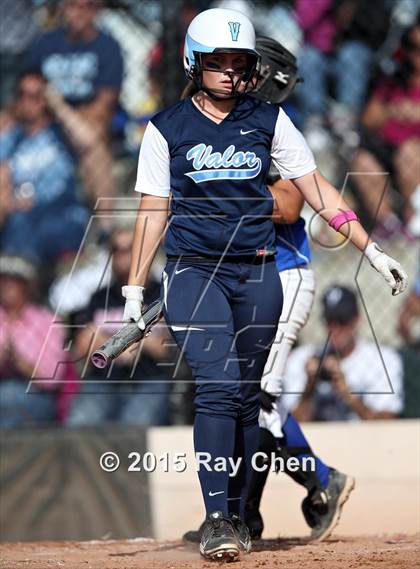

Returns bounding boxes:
[228,21,241,41]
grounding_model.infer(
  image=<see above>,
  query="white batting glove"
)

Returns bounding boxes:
[365,243,408,296]
[122,285,145,330]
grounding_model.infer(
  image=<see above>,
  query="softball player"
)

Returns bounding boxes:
[183,35,354,547]
[123,9,407,561]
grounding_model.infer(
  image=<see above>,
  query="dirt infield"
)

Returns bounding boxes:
[1,534,418,569]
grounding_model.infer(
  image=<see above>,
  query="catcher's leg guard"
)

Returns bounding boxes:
[276,440,323,493]
[275,435,332,530]
[245,426,327,537]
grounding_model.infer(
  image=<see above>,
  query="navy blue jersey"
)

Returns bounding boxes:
[135,95,315,258]
[275,217,311,271]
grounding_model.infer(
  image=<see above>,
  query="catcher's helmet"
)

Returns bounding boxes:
[183,8,260,99]
[253,36,301,104]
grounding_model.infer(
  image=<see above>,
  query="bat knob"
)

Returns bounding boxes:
[91,351,108,369]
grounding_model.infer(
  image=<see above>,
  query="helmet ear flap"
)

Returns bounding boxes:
[190,52,203,87]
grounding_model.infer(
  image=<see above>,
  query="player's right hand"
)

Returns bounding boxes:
[122,285,146,330]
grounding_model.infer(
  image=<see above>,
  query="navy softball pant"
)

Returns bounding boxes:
[161,256,283,515]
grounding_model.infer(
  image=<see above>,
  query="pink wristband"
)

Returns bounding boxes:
[328,209,359,231]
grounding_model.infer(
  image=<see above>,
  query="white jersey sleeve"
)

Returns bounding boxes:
[134,121,171,197]
[271,107,316,180]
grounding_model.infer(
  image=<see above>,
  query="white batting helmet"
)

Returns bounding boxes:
[183,8,260,96]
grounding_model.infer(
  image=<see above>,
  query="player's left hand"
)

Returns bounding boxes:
[365,242,408,296]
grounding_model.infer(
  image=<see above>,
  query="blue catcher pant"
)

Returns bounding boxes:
[161,256,283,515]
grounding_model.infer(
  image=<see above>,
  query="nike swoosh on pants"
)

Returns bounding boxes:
[171,325,205,332]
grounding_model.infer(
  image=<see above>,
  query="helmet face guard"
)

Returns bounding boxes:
[252,36,301,105]
[190,49,260,100]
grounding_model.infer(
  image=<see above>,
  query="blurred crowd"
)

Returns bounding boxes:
[0,0,419,429]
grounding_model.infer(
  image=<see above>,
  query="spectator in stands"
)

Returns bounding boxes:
[351,21,420,240]
[0,69,90,266]
[25,0,124,202]
[295,0,390,145]
[66,228,171,427]
[26,0,122,128]
[0,255,67,428]
[281,285,403,421]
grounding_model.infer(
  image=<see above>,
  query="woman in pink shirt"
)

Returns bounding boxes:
[294,0,387,134]
[0,255,66,427]
[351,22,420,239]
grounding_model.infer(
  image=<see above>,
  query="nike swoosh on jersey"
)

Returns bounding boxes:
[171,325,206,332]
[208,490,225,497]
[174,267,191,275]
[240,128,257,135]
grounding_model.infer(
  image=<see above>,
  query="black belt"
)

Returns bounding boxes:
[167,251,276,264]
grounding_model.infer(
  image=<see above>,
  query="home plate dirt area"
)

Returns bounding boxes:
[0,534,418,569]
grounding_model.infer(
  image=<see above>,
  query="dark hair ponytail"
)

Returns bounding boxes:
[180,80,199,100]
